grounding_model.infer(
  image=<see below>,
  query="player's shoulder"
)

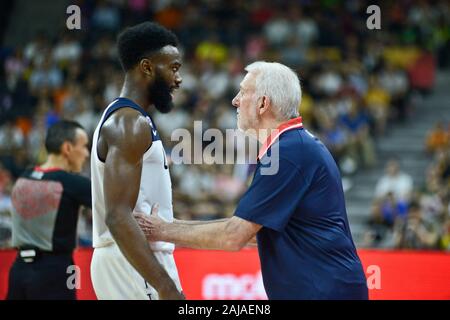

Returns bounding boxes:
[98,108,152,159]
[102,107,151,141]
[105,106,146,126]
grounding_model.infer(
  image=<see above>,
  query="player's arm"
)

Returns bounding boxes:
[138,205,261,251]
[102,109,182,300]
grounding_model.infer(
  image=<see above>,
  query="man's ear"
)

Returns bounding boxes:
[258,96,271,116]
[60,141,72,156]
[139,58,154,77]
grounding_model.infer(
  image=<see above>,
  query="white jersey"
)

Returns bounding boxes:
[91,97,175,253]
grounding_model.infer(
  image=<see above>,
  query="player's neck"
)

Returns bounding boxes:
[120,75,149,112]
[40,154,70,171]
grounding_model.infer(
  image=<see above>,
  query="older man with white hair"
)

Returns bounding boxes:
[137,61,368,300]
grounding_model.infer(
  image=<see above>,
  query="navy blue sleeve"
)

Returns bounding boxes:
[234,156,310,232]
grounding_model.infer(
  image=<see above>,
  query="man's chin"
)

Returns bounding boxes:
[155,102,174,114]
[237,124,247,133]
[238,121,258,138]
[237,118,248,132]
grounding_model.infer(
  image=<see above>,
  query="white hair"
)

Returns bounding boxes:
[245,61,301,120]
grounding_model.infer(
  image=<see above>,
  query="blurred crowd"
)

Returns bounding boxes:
[364,122,450,250]
[0,0,449,248]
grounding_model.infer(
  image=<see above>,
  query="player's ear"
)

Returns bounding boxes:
[139,58,154,78]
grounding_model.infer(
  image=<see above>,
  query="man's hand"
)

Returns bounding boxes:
[134,203,167,242]
[246,235,258,247]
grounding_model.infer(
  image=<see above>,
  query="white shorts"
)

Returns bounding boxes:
[90,243,182,300]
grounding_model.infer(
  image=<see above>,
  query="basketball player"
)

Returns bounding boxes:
[90,22,184,300]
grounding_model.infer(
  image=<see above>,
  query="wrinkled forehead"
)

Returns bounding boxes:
[240,71,258,90]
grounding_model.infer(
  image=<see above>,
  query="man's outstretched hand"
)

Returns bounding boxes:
[134,203,167,242]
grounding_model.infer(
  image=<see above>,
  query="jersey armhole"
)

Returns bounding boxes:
[96,104,153,163]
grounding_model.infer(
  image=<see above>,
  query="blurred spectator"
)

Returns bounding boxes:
[23,31,50,68]
[365,75,391,134]
[408,50,436,94]
[154,3,183,30]
[394,202,440,249]
[376,192,409,227]
[319,115,349,165]
[29,55,63,94]
[52,33,82,66]
[440,214,450,250]
[199,63,230,100]
[434,149,450,187]
[420,188,449,221]
[365,191,409,247]
[293,7,318,48]
[91,0,121,31]
[313,65,344,97]
[374,160,413,201]
[0,120,24,155]
[4,50,26,91]
[340,101,376,169]
[263,10,291,47]
[425,122,449,154]
[378,62,409,121]
[91,35,117,62]
[195,35,229,66]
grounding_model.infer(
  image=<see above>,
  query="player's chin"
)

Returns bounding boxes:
[155,101,175,114]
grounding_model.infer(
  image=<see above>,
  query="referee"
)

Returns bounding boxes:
[7,120,91,300]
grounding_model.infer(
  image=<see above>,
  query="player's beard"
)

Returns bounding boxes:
[149,73,174,114]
